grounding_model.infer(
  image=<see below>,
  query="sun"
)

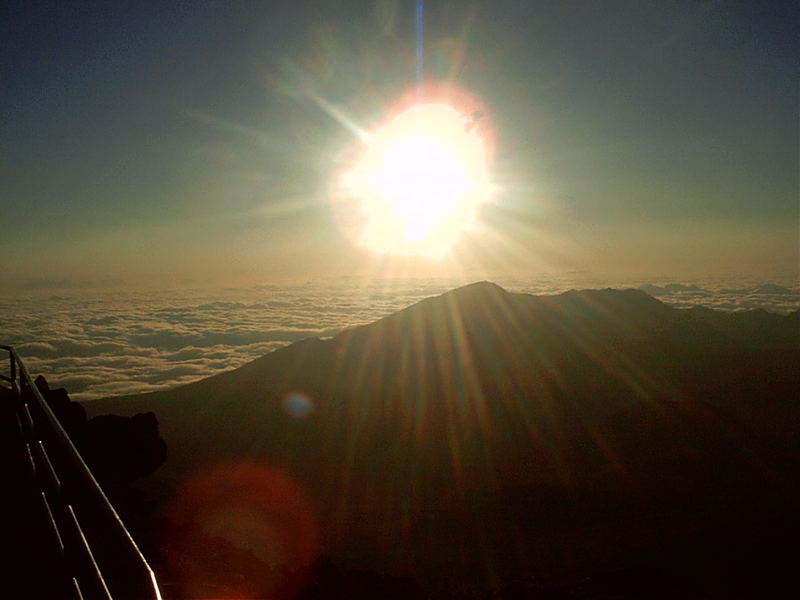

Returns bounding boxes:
[339,102,491,257]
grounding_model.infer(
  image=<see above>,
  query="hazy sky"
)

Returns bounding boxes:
[2,0,797,290]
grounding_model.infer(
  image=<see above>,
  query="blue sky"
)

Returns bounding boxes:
[2,0,797,289]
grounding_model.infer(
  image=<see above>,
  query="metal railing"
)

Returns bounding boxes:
[0,345,162,600]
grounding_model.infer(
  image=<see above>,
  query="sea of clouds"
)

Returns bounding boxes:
[1,277,797,401]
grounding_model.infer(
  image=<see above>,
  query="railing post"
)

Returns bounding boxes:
[10,349,17,387]
[1,344,163,600]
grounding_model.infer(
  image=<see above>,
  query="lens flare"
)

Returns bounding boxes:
[283,391,314,419]
[162,461,318,599]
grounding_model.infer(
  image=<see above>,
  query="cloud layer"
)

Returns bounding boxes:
[1,278,796,401]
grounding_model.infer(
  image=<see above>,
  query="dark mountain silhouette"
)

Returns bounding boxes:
[86,282,800,597]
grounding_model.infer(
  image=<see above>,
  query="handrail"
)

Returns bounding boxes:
[0,345,162,600]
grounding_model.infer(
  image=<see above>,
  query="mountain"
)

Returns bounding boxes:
[85,282,800,597]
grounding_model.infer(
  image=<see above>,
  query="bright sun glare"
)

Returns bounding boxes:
[340,102,491,258]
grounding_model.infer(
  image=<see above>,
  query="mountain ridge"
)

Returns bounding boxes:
[87,282,798,445]
[81,281,799,593]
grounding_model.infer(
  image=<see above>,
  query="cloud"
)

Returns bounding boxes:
[0,281,454,400]
[636,282,799,314]
[15,341,59,356]
[1,278,796,401]
[86,316,121,325]
[127,329,328,350]
[18,340,131,358]
[639,283,711,297]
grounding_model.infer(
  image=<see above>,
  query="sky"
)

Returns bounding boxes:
[2,0,798,291]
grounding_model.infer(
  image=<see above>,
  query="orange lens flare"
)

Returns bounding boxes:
[162,461,318,599]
